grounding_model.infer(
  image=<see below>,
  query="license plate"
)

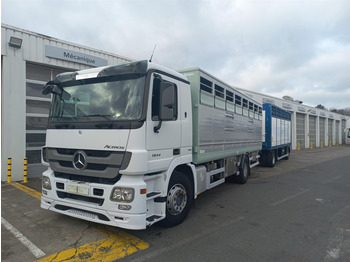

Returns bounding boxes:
[67,185,89,195]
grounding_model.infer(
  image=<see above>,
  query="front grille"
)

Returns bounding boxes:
[57,191,104,206]
[54,172,120,184]
[58,161,107,171]
[46,148,131,179]
[56,148,112,157]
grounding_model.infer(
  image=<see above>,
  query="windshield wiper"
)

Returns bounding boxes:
[55,123,75,129]
[82,114,114,128]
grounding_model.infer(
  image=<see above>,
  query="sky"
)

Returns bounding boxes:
[2,0,350,109]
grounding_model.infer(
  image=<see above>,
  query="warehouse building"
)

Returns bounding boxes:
[237,88,348,150]
[1,24,348,182]
[1,24,133,181]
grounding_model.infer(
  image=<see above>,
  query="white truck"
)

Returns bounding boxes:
[41,60,263,230]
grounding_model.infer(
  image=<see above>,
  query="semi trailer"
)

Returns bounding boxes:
[260,103,291,167]
[41,60,286,230]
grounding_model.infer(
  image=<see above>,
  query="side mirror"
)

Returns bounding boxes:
[42,82,62,95]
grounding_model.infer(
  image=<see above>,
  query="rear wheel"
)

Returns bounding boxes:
[266,150,276,167]
[235,155,250,184]
[160,171,193,227]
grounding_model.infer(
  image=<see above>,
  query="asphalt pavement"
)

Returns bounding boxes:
[2,145,350,262]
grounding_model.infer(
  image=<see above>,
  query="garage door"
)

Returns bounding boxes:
[296,113,305,149]
[342,120,346,144]
[328,119,333,146]
[319,118,325,146]
[336,121,340,145]
[309,116,317,147]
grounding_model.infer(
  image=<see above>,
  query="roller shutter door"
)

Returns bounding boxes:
[319,118,325,146]
[296,113,305,149]
[336,121,340,144]
[328,120,333,146]
[342,120,346,143]
[309,116,316,147]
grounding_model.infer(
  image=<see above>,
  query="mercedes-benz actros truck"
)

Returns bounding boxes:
[41,60,266,230]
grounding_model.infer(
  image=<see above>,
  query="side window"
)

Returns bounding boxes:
[152,76,161,120]
[243,98,249,116]
[152,75,178,121]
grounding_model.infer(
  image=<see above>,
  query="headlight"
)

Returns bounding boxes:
[110,187,134,203]
[42,176,52,190]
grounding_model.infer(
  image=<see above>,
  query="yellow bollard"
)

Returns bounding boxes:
[7,157,12,183]
[24,157,28,183]
[329,140,332,147]
[321,140,323,148]
[297,142,300,150]
[310,141,313,149]
[337,140,339,146]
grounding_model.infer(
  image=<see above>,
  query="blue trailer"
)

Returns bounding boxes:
[260,103,292,167]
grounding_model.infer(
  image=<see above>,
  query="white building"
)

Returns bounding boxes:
[237,88,348,150]
[1,24,348,182]
[1,24,132,181]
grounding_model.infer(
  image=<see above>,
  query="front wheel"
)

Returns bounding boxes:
[160,171,193,227]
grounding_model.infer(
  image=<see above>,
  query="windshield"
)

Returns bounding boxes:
[49,76,145,124]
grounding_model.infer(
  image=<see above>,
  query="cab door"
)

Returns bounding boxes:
[146,73,181,172]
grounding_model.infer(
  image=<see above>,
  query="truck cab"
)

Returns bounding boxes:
[41,60,193,230]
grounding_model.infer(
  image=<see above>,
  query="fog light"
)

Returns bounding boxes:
[118,204,132,210]
[42,176,52,190]
[110,187,134,203]
[42,189,47,195]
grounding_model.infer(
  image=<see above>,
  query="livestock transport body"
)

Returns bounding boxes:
[40,60,262,230]
[260,103,292,167]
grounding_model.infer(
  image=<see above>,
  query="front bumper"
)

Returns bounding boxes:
[41,196,147,230]
[41,169,149,230]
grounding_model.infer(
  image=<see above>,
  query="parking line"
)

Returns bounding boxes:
[1,217,46,259]
[36,227,149,262]
[270,189,311,207]
[8,182,149,261]
[10,182,42,200]
[322,175,343,185]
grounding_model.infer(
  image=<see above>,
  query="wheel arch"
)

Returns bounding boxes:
[164,158,196,199]
[173,164,196,199]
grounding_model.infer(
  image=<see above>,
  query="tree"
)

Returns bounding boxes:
[315,104,326,110]
[330,107,350,116]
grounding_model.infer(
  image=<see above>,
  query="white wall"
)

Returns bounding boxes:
[1,24,133,181]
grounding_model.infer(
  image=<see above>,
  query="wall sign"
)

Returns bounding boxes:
[45,45,108,67]
[282,102,292,110]
[298,106,306,112]
[262,98,275,104]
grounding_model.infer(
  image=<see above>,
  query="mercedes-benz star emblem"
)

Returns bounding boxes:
[73,151,87,170]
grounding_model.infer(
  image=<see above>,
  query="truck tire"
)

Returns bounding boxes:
[266,150,276,167]
[236,155,250,184]
[260,152,267,167]
[160,171,193,227]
